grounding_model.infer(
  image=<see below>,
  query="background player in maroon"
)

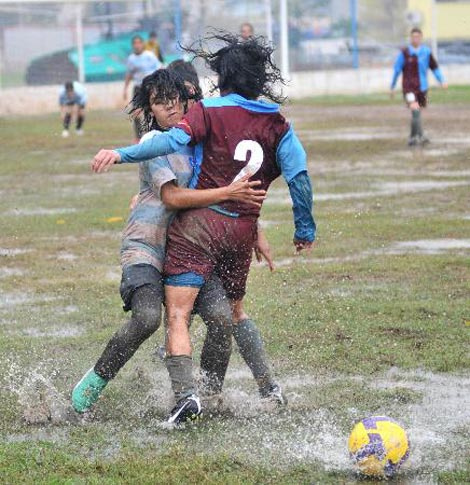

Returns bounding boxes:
[92,33,316,425]
[390,27,447,147]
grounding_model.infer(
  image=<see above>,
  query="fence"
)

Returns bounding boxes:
[0,0,469,89]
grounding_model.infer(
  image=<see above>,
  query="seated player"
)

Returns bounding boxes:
[390,27,447,147]
[59,81,87,138]
[91,34,316,425]
[73,66,281,418]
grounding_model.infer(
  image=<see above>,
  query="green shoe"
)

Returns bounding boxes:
[72,368,108,413]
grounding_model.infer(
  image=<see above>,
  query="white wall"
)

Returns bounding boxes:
[0,64,469,116]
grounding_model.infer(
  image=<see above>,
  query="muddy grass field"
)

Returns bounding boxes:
[0,88,469,484]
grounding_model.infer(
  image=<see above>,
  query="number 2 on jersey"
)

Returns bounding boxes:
[232,140,264,182]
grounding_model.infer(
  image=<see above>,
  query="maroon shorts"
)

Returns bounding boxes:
[403,90,427,108]
[164,208,257,301]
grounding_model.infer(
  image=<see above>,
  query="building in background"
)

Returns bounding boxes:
[407,0,470,41]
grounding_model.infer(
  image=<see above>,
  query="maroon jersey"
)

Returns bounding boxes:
[176,93,290,218]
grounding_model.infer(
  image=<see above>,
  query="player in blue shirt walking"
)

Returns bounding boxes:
[390,28,447,147]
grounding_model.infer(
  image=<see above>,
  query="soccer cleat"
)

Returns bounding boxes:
[76,129,84,136]
[260,383,288,406]
[418,135,430,146]
[71,368,108,413]
[167,394,202,425]
[407,136,419,147]
[62,129,70,138]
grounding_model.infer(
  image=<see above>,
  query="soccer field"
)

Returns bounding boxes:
[0,88,469,484]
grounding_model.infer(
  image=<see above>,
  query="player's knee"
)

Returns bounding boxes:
[202,302,232,328]
[131,302,161,337]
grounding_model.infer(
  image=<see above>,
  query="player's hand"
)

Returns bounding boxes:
[441,82,448,90]
[129,193,139,210]
[294,239,314,254]
[92,149,121,173]
[254,228,274,271]
[226,174,266,207]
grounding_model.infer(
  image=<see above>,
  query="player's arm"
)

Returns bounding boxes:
[92,102,208,173]
[390,51,405,91]
[123,72,132,101]
[429,53,447,87]
[254,226,274,271]
[160,175,265,210]
[156,43,164,64]
[91,128,191,173]
[147,155,265,209]
[277,126,316,253]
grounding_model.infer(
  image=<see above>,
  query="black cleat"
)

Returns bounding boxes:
[260,384,288,406]
[418,135,430,146]
[167,394,202,426]
[408,136,419,147]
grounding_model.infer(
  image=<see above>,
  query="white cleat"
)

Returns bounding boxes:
[76,129,84,136]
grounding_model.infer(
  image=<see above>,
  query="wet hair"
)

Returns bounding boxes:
[149,31,157,38]
[128,68,199,132]
[410,27,423,35]
[184,31,285,104]
[65,81,74,91]
[168,59,203,101]
[132,35,144,43]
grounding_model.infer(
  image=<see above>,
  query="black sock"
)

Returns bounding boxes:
[410,109,420,138]
[165,355,195,401]
[76,114,84,130]
[232,319,276,396]
[63,113,71,130]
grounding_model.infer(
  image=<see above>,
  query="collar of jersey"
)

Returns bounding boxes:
[202,93,280,113]
[408,45,424,56]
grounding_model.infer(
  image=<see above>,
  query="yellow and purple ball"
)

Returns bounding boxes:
[348,416,410,478]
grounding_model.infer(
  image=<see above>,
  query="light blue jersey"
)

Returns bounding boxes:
[59,81,87,106]
[391,44,444,92]
[120,130,193,272]
[126,51,161,86]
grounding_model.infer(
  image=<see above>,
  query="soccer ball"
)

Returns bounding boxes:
[348,416,410,478]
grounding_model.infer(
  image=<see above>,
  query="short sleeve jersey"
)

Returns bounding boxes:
[175,93,290,217]
[126,51,161,86]
[58,81,87,106]
[120,131,193,272]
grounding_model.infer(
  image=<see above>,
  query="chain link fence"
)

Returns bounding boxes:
[0,0,468,88]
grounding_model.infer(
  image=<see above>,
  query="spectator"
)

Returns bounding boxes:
[145,31,164,63]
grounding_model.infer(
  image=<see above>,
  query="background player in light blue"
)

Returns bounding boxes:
[123,35,162,141]
[58,81,87,138]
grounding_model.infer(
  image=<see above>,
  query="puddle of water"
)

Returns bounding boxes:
[266,180,470,204]
[0,248,33,257]
[18,325,83,338]
[389,239,470,255]
[56,252,78,261]
[0,292,34,308]
[0,267,25,279]
[5,208,77,216]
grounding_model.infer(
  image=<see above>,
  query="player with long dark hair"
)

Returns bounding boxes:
[72,66,268,414]
[91,33,316,425]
